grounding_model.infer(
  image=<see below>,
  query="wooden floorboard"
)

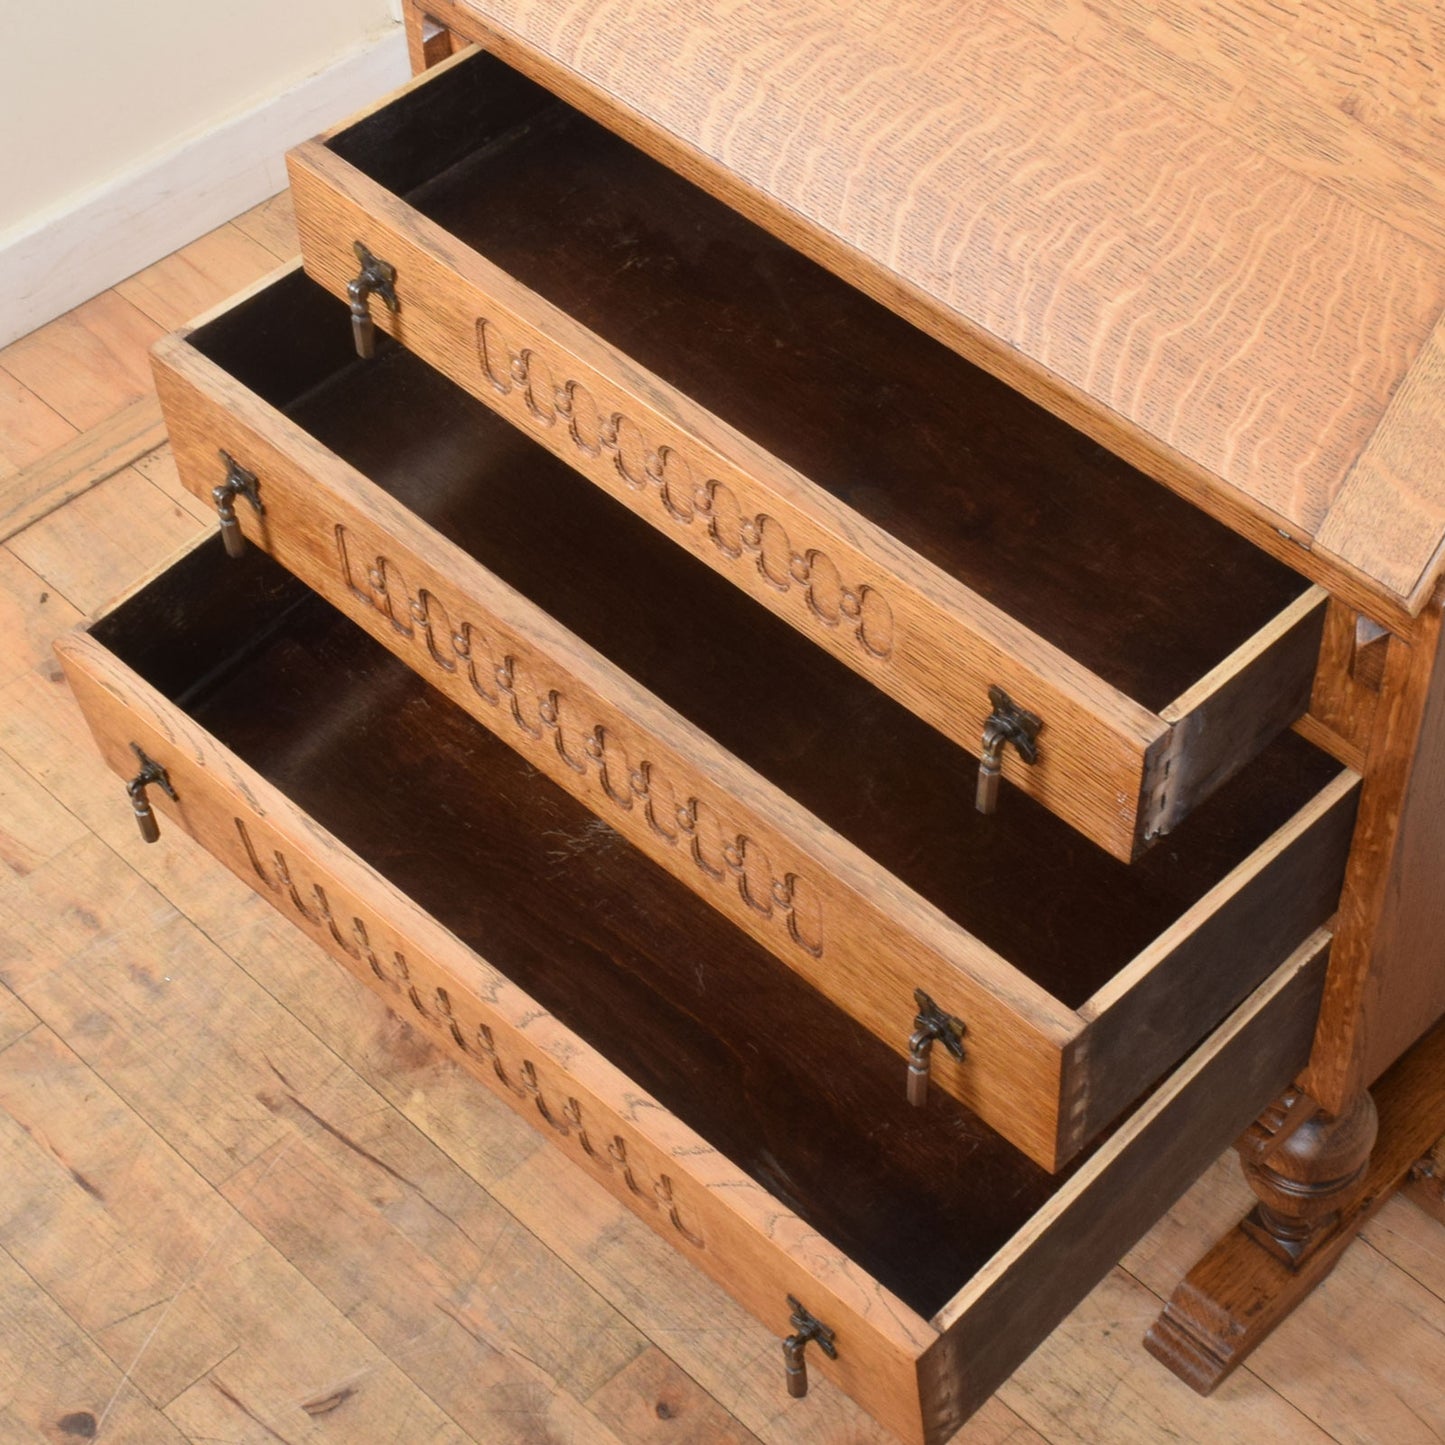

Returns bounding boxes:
[229,190,300,261]
[0,193,1440,1445]
[114,222,290,333]
[0,396,167,543]
[0,291,163,433]
[0,367,76,480]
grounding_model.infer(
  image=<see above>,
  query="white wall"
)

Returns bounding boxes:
[0,0,408,344]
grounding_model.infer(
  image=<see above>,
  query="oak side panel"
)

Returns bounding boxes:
[1304,599,1445,1107]
[1306,598,1383,767]
[919,936,1330,1445]
[152,336,1078,1169]
[401,0,465,73]
[285,139,1163,862]
[55,629,937,1445]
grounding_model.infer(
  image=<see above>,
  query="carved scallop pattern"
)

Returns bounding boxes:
[233,816,705,1249]
[334,524,825,959]
[476,316,894,661]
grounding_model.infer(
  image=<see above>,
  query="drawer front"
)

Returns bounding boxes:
[57,626,939,1444]
[285,50,1327,863]
[59,613,1330,1445]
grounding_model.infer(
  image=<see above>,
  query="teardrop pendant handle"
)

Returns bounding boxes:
[125,744,177,844]
[347,241,398,358]
[212,451,262,558]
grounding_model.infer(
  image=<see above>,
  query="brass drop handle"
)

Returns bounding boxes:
[212,451,262,558]
[125,744,177,844]
[906,988,966,1107]
[975,684,1041,814]
[347,241,398,358]
[781,1295,836,1398]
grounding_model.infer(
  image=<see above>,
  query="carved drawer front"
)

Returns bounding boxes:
[152,268,1359,1172]
[58,535,1334,1445]
[285,45,1328,863]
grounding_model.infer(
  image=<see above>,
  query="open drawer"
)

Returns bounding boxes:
[152,268,1358,1170]
[58,535,1331,1445]
[287,45,1328,862]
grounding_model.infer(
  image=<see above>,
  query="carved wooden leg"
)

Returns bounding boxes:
[1145,1019,1445,1394]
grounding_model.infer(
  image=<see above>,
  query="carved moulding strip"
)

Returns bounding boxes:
[334,522,825,959]
[475,313,895,663]
[234,815,706,1250]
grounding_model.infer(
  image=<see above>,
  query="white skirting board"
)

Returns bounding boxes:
[0,26,409,350]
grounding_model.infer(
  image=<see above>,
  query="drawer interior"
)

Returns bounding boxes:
[189,273,1345,1014]
[324,49,1312,714]
[98,537,1107,1322]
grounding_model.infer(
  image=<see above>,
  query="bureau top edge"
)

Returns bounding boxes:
[429,0,1445,630]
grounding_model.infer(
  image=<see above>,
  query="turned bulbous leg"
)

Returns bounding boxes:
[1148,1026,1445,1396]
[1238,1088,1379,1267]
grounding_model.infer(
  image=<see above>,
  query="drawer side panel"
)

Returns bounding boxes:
[1066,768,1358,1155]
[1151,590,1330,840]
[919,936,1330,1443]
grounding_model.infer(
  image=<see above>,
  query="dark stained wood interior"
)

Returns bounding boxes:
[94,537,1080,1320]
[186,273,1344,1012]
[326,49,1311,711]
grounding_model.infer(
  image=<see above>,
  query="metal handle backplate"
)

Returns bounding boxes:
[906,988,966,1107]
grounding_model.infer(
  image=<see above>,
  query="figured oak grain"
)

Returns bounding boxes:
[1304,599,1445,1111]
[286,138,1165,861]
[422,0,1445,623]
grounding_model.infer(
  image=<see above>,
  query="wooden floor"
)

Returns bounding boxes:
[0,197,1442,1445]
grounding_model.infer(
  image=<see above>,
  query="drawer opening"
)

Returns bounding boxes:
[185,272,1348,1017]
[323,48,1313,716]
[95,538,1106,1323]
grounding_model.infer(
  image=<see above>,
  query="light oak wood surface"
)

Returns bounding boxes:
[1304,601,1445,1112]
[286,134,1169,862]
[422,0,1445,629]
[57,620,940,1441]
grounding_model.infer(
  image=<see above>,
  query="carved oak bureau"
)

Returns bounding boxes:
[58,3,1445,1440]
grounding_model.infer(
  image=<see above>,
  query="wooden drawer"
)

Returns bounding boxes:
[58,536,1332,1445]
[286,45,1328,862]
[151,268,1359,1171]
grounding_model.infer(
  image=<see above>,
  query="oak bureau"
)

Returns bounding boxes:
[58,3,1445,1440]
